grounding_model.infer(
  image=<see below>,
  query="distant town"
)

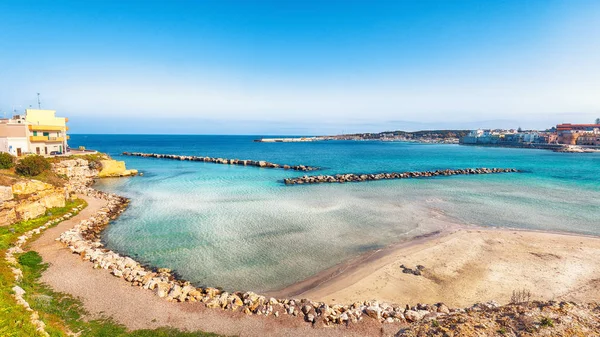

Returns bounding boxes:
[256,120,600,152]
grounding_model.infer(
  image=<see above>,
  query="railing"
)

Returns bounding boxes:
[30,136,48,142]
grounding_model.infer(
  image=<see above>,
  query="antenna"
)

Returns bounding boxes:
[37,93,41,109]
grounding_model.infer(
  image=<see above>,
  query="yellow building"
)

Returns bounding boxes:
[25,109,69,155]
[0,109,69,156]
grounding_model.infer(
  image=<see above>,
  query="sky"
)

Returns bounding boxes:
[1,0,599,135]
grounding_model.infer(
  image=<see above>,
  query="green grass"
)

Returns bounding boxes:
[0,199,86,336]
[18,250,221,336]
[1,199,221,337]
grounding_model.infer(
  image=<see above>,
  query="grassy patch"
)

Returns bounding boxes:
[31,170,67,187]
[0,199,86,336]
[18,251,221,337]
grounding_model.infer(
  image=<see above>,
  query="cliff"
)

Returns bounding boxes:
[97,159,138,178]
[0,155,137,227]
[0,179,66,226]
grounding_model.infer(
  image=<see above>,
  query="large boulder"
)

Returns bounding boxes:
[404,309,425,322]
[12,180,53,195]
[0,186,13,201]
[98,160,138,178]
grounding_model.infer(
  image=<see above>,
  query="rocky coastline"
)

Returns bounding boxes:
[122,152,319,171]
[284,167,519,185]
[51,158,479,327]
[21,157,597,336]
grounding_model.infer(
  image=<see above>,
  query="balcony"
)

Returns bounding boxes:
[30,136,65,142]
[30,136,48,142]
[28,125,64,131]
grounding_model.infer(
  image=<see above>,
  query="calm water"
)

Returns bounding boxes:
[70,135,600,292]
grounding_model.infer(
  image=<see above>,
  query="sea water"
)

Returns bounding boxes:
[69,135,600,292]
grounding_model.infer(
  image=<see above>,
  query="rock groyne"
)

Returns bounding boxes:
[284,167,519,185]
[122,152,318,171]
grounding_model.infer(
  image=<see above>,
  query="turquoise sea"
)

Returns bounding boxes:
[70,135,600,292]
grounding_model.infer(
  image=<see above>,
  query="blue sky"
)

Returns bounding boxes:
[1,0,599,134]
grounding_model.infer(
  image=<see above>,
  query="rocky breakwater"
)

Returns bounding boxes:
[0,179,66,226]
[122,152,318,171]
[284,167,520,185]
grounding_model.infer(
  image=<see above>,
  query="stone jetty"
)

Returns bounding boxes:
[284,167,519,185]
[122,152,318,171]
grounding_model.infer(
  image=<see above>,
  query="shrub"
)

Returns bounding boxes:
[540,316,554,327]
[0,152,15,169]
[15,155,51,177]
[510,289,532,304]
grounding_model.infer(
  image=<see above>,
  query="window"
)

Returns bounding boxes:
[43,132,49,137]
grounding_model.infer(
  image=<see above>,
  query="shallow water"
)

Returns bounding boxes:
[70,135,600,292]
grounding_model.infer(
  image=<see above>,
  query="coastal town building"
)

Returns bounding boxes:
[460,123,600,149]
[556,123,600,145]
[0,109,69,156]
[576,128,600,146]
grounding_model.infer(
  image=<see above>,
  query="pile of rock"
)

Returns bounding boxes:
[122,152,318,172]
[6,204,85,337]
[398,301,600,336]
[284,168,520,185]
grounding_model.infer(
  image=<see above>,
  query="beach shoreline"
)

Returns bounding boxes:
[280,224,600,307]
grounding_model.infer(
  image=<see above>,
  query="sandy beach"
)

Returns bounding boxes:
[287,227,600,307]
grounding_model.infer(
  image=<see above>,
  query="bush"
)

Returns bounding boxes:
[540,316,554,327]
[15,155,51,177]
[0,152,15,169]
[510,289,532,304]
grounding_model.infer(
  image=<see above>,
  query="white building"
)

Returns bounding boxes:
[0,109,69,156]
